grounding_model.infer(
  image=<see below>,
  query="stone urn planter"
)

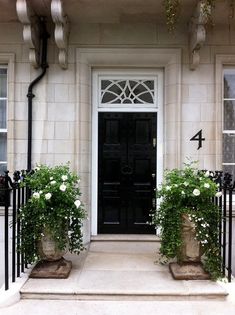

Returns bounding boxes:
[19,164,87,279]
[30,229,72,279]
[37,229,69,261]
[169,214,210,280]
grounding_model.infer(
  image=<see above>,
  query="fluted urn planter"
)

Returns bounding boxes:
[169,214,210,280]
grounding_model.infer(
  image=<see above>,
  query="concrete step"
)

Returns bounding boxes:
[90,234,160,242]
[20,241,228,302]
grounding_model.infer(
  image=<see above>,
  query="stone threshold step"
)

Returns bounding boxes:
[21,292,228,301]
[91,234,160,242]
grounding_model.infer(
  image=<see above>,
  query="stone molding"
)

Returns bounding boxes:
[16,0,40,68]
[189,0,210,70]
[76,47,182,236]
[51,0,70,69]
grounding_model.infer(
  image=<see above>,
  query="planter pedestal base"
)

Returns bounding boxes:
[169,262,210,280]
[30,258,72,279]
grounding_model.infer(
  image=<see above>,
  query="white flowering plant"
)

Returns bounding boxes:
[152,162,222,280]
[19,164,86,263]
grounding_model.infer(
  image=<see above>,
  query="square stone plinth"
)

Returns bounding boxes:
[169,262,210,280]
[30,258,72,279]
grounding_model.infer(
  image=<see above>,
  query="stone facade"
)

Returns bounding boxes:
[0,14,235,242]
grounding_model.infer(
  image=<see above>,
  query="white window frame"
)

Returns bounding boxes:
[0,65,8,172]
[92,69,163,235]
[0,54,15,174]
[216,56,235,172]
[99,74,158,108]
[222,68,235,173]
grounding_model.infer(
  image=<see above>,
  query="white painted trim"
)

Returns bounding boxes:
[76,48,182,238]
[0,54,15,173]
[92,69,163,235]
[215,55,235,170]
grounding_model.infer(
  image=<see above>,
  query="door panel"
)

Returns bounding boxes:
[98,112,156,234]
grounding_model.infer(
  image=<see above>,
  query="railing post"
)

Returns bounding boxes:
[4,171,10,290]
[228,186,233,282]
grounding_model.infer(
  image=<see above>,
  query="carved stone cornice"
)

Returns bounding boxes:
[16,0,40,68]
[51,0,70,69]
[189,1,210,70]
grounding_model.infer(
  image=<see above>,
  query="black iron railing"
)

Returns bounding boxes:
[1,170,234,291]
[213,171,235,282]
[0,171,29,290]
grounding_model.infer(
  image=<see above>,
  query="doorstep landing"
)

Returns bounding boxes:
[20,241,228,301]
[91,234,160,242]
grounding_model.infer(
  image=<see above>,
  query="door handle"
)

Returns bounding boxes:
[153,138,156,148]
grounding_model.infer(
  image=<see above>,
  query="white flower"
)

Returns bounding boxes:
[183,181,189,186]
[61,175,68,181]
[204,183,210,188]
[33,192,40,199]
[174,184,178,187]
[205,170,210,177]
[210,172,214,177]
[166,185,171,191]
[50,177,53,180]
[60,184,67,192]
[45,193,52,200]
[181,191,185,195]
[39,190,43,194]
[193,189,200,196]
[215,191,222,198]
[50,180,56,185]
[74,200,81,208]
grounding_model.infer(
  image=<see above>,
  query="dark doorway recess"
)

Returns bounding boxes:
[98,112,157,234]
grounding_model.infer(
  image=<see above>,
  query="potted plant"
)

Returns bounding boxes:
[19,164,86,271]
[151,162,222,280]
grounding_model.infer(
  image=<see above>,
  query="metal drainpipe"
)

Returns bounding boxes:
[27,18,49,170]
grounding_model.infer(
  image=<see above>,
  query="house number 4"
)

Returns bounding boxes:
[190,129,205,150]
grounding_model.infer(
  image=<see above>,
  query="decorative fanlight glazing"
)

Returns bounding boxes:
[101,79,155,104]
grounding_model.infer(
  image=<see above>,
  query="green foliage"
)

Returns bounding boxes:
[163,0,217,32]
[164,0,181,33]
[19,164,86,263]
[151,162,223,280]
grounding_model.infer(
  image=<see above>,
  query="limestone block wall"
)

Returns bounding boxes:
[0,20,235,239]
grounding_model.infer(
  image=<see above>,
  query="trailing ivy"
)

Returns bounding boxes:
[164,0,181,33]
[163,0,234,32]
[19,164,86,263]
[151,162,223,280]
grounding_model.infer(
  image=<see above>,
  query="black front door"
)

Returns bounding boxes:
[98,112,156,234]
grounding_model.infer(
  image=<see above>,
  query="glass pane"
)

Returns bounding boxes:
[0,100,6,129]
[224,100,235,130]
[0,68,7,98]
[0,163,7,175]
[223,165,235,183]
[223,134,235,163]
[101,79,154,104]
[0,133,7,161]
